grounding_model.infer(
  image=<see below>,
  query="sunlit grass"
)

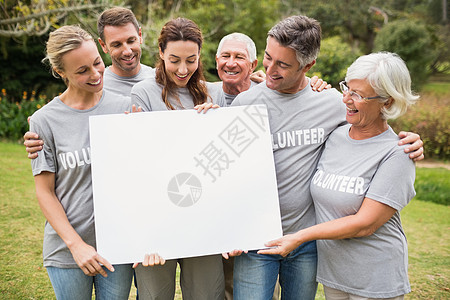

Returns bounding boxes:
[0,142,448,299]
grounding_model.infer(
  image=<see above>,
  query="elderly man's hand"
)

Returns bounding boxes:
[250,70,266,83]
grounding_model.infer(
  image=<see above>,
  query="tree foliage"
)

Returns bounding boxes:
[308,36,361,86]
[281,0,448,87]
[0,0,120,101]
[0,0,448,100]
[278,0,391,53]
[374,19,437,89]
[0,0,114,38]
[0,35,63,101]
[130,0,281,81]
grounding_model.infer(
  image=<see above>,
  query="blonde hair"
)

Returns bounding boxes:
[42,25,93,84]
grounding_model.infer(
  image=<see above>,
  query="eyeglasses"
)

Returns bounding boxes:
[339,81,385,102]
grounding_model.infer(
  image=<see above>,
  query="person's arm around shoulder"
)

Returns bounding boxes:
[258,197,396,257]
[24,115,44,159]
[309,75,332,91]
[34,171,114,276]
[398,131,424,161]
[24,130,43,159]
[250,70,266,83]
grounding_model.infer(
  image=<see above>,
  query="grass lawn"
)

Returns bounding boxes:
[422,81,450,95]
[423,74,450,93]
[1,142,448,299]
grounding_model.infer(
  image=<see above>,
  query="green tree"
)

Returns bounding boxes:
[282,0,448,53]
[0,0,124,101]
[280,0,391,53]
[0,35,64,102]
[430,24,450,74]
[374,19,437,89]
[308,36,361,87]
[131,0,281,81]
[0,0,112,38]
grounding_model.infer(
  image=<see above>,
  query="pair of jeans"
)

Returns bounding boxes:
[234,240,318,300]
[47,264,133,300]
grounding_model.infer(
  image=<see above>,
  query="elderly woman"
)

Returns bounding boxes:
[259,52,418,300]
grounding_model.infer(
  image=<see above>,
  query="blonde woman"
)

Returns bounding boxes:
[30,25,132,299]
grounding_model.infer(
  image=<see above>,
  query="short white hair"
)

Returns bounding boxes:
[216,32,257,63]
[345,52,419,120]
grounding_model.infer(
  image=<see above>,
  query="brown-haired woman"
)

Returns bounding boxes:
[130,17,225,300]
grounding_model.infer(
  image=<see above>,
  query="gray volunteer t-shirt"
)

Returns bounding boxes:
[208,81,258,106]
[103,63,155,97]
[30,91,130,268]
[231,81,347,234]
[131,76,226,111]
[311,124,415,298]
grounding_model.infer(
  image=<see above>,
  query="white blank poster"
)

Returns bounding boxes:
[89,105,282,264]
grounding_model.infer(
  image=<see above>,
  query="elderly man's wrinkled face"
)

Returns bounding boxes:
[216,40,255,86]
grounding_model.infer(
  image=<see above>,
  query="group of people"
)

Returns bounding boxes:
[25,6,424,300]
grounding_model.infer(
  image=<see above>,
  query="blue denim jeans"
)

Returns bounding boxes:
[47,264,133,300]
[234,240,318,300]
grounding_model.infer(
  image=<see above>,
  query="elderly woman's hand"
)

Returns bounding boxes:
[257,234,301,257]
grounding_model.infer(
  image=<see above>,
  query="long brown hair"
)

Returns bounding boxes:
[155,17,209,110]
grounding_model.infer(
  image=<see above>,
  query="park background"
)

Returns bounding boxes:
[0,0,449,299]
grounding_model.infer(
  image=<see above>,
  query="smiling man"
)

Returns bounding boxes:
[213,33,259,106]
[231,15,424,300]
[231,18,341,300]
[97,7,155,96]
[24,7,155,156]
[213,32,337,300]
[211,32,328,108]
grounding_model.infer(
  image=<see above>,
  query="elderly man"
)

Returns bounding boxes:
[211,32,328,108]
[230,15,423,300]
[212,32,259,106]
[215,32,331,300]
[214,32,284,300]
